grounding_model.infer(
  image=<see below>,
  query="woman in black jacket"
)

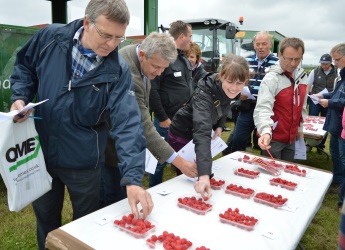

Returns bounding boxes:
[168,54,250,200]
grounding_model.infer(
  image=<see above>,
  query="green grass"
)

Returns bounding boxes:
[0,121,339,249]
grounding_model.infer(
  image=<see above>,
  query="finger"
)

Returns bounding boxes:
[140,192,154,219]
[128,199,140,219]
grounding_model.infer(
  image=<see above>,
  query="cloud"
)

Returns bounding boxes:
[0,0,342,65]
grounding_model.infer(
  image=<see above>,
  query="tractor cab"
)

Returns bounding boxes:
[182,18,240,72]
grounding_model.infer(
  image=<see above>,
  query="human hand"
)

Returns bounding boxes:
[194,175,212,200]
[159,119,171,128]
[258,134,271,150]
[126,185,154,219]
[172,155,198,178]
[296,131,304,140]
[10,100,32,123]
[240,94,248,101]
[212,127,222,140]
[314,94,323,99]
[318,99,328,108]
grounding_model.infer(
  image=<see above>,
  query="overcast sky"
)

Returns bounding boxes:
[0,0,343,65]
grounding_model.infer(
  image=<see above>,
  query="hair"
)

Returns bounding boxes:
[85,0,130,25]
[185,42,202,64]
[331,43,345,56]
[169,20,192,40]
[279,37,305,55]
[218,54,250,83]
[253,31,272,44]
[140,32,177,63]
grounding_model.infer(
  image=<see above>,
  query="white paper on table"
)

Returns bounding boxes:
[242,86,256,100]
[145,149,158,174]
[260,227,277,240]
[94,214,114,226]
[0,99,49,122]
[294,137,307,160]
[177,130,228,163]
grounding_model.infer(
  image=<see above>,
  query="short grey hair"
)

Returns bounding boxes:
[331,43,345,56]
[140,32,177,63]
[85,0,130,25]
[253,31,271,44]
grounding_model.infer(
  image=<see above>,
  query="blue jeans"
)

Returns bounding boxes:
[330,132,345,184]
[308,101,328,148]
[231,105,255,152]
[100,163,127,208]
[32,167,101,250]
[149,117,168,187]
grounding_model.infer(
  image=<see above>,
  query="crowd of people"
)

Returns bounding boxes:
[7,0,345,248]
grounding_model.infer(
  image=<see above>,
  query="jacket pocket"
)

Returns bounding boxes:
[74,83,109,126]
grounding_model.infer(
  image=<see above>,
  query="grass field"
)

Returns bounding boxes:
[0,121,340,249]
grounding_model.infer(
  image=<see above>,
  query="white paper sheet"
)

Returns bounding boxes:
[242,86,256,100]
[0,99,49,122]
[308,88,328,105]
[177,131,228,162]
[294,137,307,160]
[145,149,158,174]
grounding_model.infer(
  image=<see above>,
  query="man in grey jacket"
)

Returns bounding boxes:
[101,32,198,207]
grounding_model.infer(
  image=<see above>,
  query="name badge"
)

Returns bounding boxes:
[174,72,182,77]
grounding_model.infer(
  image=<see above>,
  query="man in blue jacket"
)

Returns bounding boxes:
[10,0,152,249]
[315,43,345,207]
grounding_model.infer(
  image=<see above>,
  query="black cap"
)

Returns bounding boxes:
[319,54,332,63]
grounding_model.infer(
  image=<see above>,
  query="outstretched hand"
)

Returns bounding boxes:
[126,185,154,219]
[173,155,198,178]
[194,175,212,201]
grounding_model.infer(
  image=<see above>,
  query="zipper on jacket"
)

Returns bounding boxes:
[92,82,109,168]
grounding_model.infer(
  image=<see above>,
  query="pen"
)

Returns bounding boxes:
[29,116,43,120]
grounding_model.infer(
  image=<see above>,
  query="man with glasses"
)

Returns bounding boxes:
[100,32,197,207]
[306,53,337,153]
[10,1,152,249]
[315,43,345,201]
[254,37,308,162]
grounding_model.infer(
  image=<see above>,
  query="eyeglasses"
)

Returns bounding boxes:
[333,55,344,63]
[281,55,303,63]
[92,22,126,43]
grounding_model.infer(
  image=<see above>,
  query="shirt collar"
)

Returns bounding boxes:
[73,26,103,62]
[255,53,271,65]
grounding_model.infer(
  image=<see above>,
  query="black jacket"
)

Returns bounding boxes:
[192,63,208,90]
[149,49,193,121]
[169,73,240,176]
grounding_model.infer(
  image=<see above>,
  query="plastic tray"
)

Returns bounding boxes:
[113,212,156,238]
[234,167,260,179]
[269,177,298,191]
[146,230,195,249]
[210,177,226,190]
[252,157,281,176]
[253,191,288,208]
[284,165,308,177]
[219,207,259,231]
[225,183,255,199]
[177,195,213,215]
